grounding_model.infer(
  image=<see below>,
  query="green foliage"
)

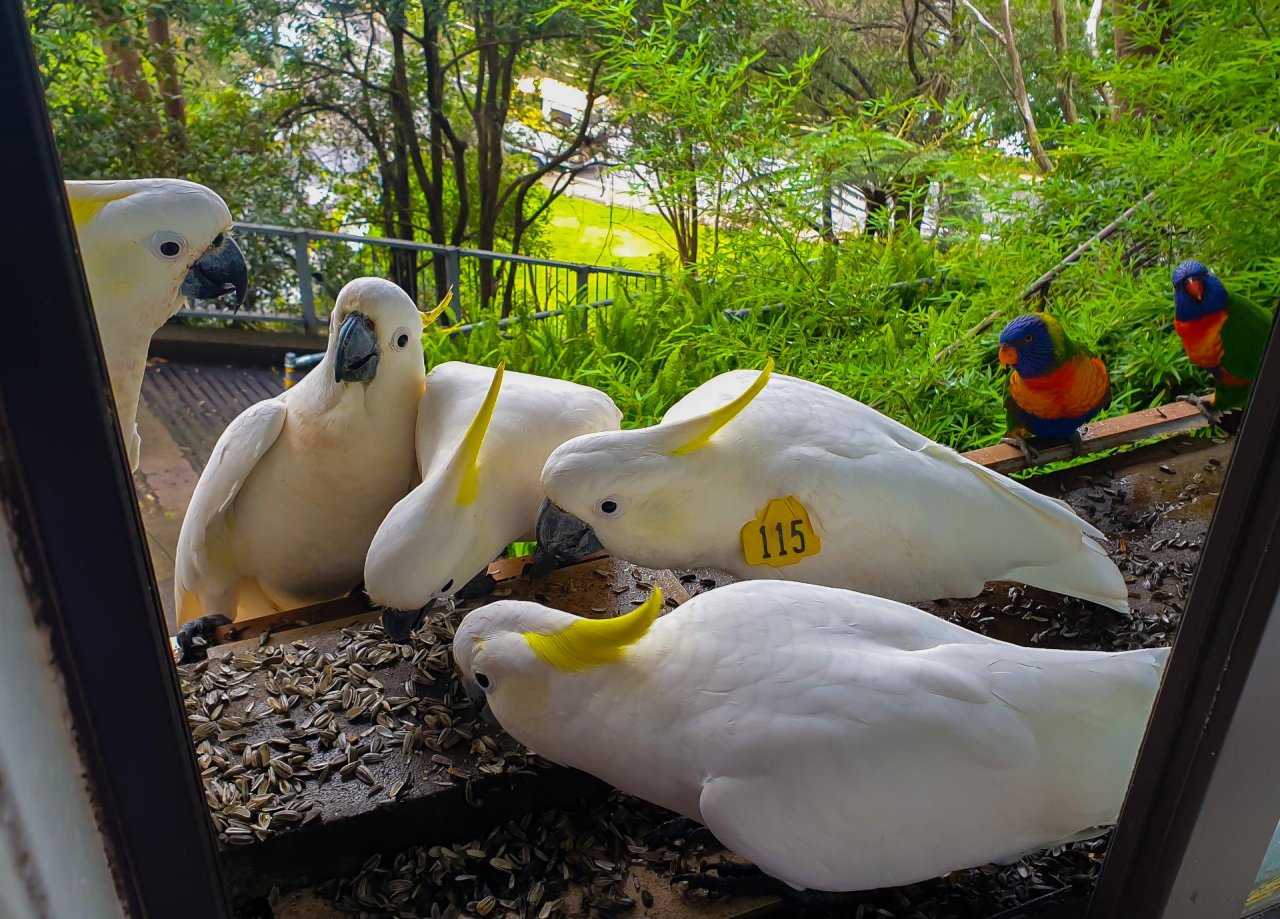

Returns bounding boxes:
[27,0,1280,459]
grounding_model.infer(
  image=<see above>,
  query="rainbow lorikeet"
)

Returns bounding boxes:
[1172,260,1274,418]
[997,313,1112,463]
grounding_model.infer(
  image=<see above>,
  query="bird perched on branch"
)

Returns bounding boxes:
[68,179,247,470]
[454,580,1168,895]
[536,362,1129,614]
[997,313,1111,463]
[1171,260,1273,421]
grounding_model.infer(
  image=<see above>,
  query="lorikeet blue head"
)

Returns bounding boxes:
[1173,260,1228,321]
[999,313,1067,378]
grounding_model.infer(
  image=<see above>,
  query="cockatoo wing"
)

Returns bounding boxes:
[692,624,1165,892]
[174,398,287,625]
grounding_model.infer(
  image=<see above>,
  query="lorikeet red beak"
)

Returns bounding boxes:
[1185,277,1205,302]
[999,345,1018,367]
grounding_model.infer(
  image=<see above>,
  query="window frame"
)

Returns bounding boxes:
[6,1,1280,916]
[0,4,230,916]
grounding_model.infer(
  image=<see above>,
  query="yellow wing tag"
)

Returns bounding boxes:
[741,497,821,567]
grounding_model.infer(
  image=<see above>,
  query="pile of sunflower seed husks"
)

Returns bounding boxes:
[312,789,1107,919]
[180,605,547,850]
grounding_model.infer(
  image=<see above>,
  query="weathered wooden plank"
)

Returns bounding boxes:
[963,400,1210,474]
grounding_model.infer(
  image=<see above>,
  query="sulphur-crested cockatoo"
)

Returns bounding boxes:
[367,360,622,638]
[454,580,1167,892]
[537,361,1129,612]
[174,278,444,659]
[68,179,247,470]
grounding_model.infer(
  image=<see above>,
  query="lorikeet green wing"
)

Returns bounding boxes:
[1218,294,1275,410]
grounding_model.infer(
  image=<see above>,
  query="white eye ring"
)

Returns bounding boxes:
[391,327,412,351]
[146,231,187,260]
[596,496,626,517]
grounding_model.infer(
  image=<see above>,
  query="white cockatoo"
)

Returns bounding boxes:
[366,360,622,639]
[174,277,442,659]
[537,361,1129,613]
[67,179,247,470]
[454,580,1168,892]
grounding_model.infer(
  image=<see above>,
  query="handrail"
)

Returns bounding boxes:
[232,222,663,278]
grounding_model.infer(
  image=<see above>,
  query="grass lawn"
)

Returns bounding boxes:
[541,194,677,269]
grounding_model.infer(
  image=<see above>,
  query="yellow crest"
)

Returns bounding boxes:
[454,361,505,506]
[65,184,134,228]
[423,288,453,327]
[668,358,774,456]
[525,588,663,672]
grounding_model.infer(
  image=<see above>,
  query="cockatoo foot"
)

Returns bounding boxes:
[674,865,783,899]
[175,614,232,664]
[1177,393,1224,426]
[1068,428,1086,457]
[1000,436,1040,465]
[455,568,496,601]
[644,816,716,849]
[527,546,559,580]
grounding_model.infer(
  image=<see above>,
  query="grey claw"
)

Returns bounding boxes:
[1000,436,1040,465]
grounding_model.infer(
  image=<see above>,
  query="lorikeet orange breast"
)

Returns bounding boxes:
[1172,260,1274,412]
[999,313,1112,440]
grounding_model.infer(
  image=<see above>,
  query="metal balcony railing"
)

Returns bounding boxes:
[177,222,664,335]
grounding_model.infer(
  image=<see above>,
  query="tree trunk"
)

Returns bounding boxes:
[386,24,423,304]
[1086,0,1117,108]
[471,7,509,311]
[1000,0,1054,173]
[146,3,187,154]
[90,1,159,139]
[1050,0,1079,124]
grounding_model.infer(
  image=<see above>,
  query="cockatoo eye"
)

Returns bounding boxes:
[212,232,225,247]
[391,328,411,350]
[474,672,491,690]
[596,496,626,517]
[1024,334,1034,343]
[147,231,187,260]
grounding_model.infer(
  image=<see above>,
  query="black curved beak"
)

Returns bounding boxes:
[335,311,380,384]
[461,676,500,728]
[535,498,604,564]
[180,234,248,311]
[381,598,435,642]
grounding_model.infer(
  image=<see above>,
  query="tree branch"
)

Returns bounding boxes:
[1000,0,1054,173]
[959,0,1007,44]
[1051,0,1080,124]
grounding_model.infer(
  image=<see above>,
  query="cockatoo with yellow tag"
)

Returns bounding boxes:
[454,580,1167,893]
[67,179,247,470]
[537,361,1129,613]
[173,278,447,660]
[366,360,622,639]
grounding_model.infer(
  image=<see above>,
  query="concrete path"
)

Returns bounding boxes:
[132,358,286,626]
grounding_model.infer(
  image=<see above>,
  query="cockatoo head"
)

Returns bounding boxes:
[535,361,775,567]
[1172,259,1228,321]
[369,362,509,639]
[452,588,663,730]
[68,178,247,327]
[327,277,429,387]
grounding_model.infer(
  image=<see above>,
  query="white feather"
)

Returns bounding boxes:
[69,179,234,471]
[542,370,1128,612]
[174,278,424,626]
[456,580,1167,892]
[365,361,621,610]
